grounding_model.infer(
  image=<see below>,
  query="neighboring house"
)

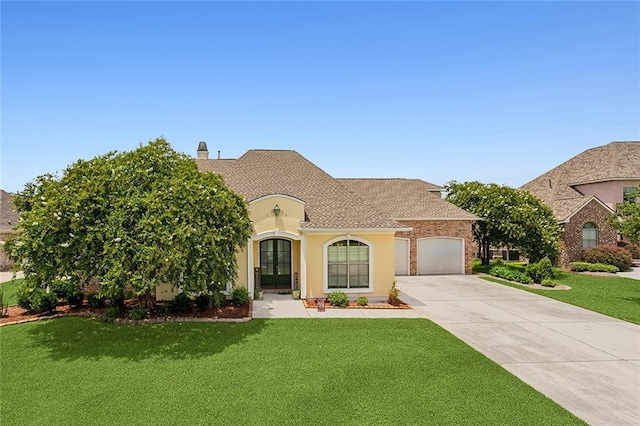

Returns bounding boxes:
[158,144,476,300]
[521,141,640,266]
[0,190,19,242]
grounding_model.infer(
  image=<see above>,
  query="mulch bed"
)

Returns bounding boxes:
[302,299,410,309]
[0,299,251,327]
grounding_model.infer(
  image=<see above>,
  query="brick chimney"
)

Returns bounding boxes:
[196,141,209,159]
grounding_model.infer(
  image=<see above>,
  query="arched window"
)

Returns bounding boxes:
[326,239,370,290]
[582,223,598,249]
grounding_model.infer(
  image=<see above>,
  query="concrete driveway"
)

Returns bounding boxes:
[396,275,640,426]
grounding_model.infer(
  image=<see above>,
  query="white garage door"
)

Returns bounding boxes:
[394,239,409,276]
[417,238,463,275]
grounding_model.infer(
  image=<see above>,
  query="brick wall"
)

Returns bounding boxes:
[559,199,618,266]
[395,220,475,275]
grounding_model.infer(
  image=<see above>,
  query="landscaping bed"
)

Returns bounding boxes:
[302,299,410,309]
[0,298,250,326]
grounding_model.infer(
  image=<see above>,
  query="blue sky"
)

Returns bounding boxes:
[2,1,639,193]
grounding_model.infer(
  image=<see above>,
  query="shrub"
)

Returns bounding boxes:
[16,283,58,313]
[210,290,225,309]
[327,291,349,308]
[490,266,533,284]
[66,291,84,308]
[569,262,618,273]
[356,296,368,306]
[541,278,556,288]
[618,241,640,259]
[50,280,76,300]
[583,245,633,271]
[231,287,250,306]
[171,292,192,313]
[525,257,554,284]
[105,289,125,308]
[195,293,210,311]
[156,303,170,317]
[103,305,122,321]
[0,287,8,317]
[387,281,401,305]
[87,292,105,308]
[129,306,148,320]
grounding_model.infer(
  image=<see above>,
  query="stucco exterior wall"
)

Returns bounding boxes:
[250,195,305,236]
[559,199,618,266]
[573,180,640,209]
[394,220,475,275]
[304,232,396,300]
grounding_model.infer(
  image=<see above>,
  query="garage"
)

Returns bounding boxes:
[394,238,409,275]
[417,238,464,275]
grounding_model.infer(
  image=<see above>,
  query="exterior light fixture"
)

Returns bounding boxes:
[273,205,281,217]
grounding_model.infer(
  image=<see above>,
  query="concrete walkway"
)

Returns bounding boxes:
[396,275,640,426]
[618,265,640,280]
[0,271,23,283]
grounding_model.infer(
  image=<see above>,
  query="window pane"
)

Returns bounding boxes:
[328,245,347,263]
[349,264,369,288]
[328,264,348,288]
[582,224,598,249]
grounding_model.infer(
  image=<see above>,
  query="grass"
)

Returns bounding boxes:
[0,277,22,306]
[480,269,640,325]
[0,317,583,425]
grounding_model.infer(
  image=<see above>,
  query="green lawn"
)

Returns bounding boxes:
[0,277,22,306]
[482,273,640,325]
[0,317,582,425]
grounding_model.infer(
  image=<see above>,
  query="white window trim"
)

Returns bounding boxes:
[323,236,374,294]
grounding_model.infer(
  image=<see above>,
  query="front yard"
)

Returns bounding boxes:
[0,317,582,425]
[477,262,640,325]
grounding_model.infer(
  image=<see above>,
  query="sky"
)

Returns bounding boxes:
[2,1,639,194]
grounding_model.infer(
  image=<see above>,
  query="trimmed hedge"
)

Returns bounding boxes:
[525,257,554,284]
[490,266,533,284]
[582,245,633,271]
[569,262,619,273]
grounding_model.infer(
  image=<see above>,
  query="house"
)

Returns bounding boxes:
[160,143,476,301]
[521,141,640,266]
[0,190,19,242]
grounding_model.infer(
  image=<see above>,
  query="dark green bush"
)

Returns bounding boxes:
[210,290,225,309]
[327,291,349,307]
[171,292,192,313]
[490,266,533,284]
[87,292,105,308]
[195,293,211,311]
[231,287,250,306]
[356,296,368,306]
[16,283,58,313]
[129,306,148,320]
[50,280,77,300]
[583,245,633,271]
[525,257,554,284]
[66,291,84,308]
[105,289,125,308]
[103,305,122,320]
[156,303,170,317]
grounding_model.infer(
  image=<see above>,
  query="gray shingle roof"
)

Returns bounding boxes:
[197,150,404,230]
[337,179,478,220]
[521,141,639,220]
[0,190,19,232]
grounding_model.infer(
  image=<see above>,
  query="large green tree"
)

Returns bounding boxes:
[445,181,561,265]
[6,138,252,306]
[608,186,640,244]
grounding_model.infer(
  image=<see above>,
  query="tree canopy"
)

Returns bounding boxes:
[6,138,253,303]
[608,187,640,244]
[445,181,561,265]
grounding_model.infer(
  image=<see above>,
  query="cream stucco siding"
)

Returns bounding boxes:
[250,194,305,236]
[303,232,396,299]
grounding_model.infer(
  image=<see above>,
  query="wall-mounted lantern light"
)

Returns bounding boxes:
[273,204,281,217]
